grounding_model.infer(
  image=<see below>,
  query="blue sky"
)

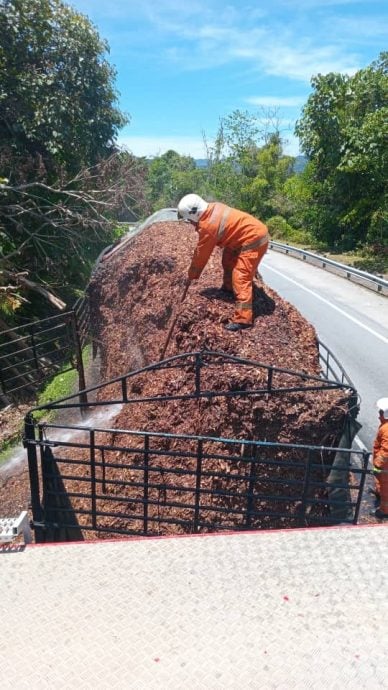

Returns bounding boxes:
[68,0,387,159]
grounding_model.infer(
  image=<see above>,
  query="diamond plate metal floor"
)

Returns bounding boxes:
[1,525,388,689]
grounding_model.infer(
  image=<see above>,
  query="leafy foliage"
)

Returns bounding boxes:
[146,150,201,209]
[0,152,148,306]
[0,0,127,179]
[295,52,388,251]
[0,0,148,319]
[146,111,296,232]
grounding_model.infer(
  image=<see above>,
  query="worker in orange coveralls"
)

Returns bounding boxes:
[177,194,269,332]
[370,397,388,519]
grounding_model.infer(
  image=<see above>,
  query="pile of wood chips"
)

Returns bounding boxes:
[0,220,354,535]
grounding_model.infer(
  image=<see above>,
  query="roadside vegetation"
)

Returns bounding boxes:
[145,53,387,277]
[0,343,91,462]
[33,344,92,420]
[0,0,150,326]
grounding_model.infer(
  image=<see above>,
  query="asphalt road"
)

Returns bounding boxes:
[260,248,388,451]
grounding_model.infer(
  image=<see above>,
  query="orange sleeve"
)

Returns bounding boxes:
[188,227,217,279]
[373,429,382,465]
[373,424,388,465]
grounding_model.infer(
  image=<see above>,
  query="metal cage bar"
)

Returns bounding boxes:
[24,414,370,542]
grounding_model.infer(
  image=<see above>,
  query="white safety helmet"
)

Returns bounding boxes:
[177,194,208,222]
[376,397,388,419]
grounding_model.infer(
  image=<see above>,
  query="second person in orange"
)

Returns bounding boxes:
[177,194,269,332]
[371,397,388,519]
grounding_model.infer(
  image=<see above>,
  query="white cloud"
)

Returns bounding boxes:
[71,0,367,81]
[235,40,359,82]
[246,96,306,107]
[148,17,360,82]
[252,42,355,83]
[146,4,363,81]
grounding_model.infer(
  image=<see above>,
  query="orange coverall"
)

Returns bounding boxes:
[373,418,388,513]
[188,202,269,325]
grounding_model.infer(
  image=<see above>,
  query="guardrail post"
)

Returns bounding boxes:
[299,450,312,525]
[267,367,273,392]
[270,240,388,296]
[29,324,40,375]
[121,377,128,403]
[0,365,9,404]
[101,448,107,494]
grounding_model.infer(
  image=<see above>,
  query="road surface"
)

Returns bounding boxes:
[260,248,388,451]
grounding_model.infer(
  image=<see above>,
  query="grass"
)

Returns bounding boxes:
[282,237,388,279]
[316,250,387,279]
[34,344,92,421]
[33,364,79,422]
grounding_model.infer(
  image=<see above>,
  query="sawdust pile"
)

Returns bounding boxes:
[72,219,354,536]
[88,219,350,443]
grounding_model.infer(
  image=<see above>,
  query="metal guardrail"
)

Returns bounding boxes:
[270,241,388,297]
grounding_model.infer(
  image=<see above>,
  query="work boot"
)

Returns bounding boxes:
[370,509,388,519]
[224,322,251,332]
[219,286,234,296]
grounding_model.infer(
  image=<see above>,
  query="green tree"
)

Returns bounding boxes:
[218,109,262,177]
[0,152,148,312]
[0,0,127,180]
[145,112,295,226]
[240,133,294,218]
[295,52,388,250]
[201,111,294,217]
[146,150,200,210]
[0,0,147,318]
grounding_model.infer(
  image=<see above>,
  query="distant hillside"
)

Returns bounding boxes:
[293,155,308,173]
[195,156,308,172]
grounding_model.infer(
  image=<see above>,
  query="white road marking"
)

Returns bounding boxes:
[265,265,388,346]
[354,435,368,453]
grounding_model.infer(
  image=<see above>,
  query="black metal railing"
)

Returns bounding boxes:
[0,298,89,403]
[29,349,359,415]
[24,349,362,542]
[25,421,370,542]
